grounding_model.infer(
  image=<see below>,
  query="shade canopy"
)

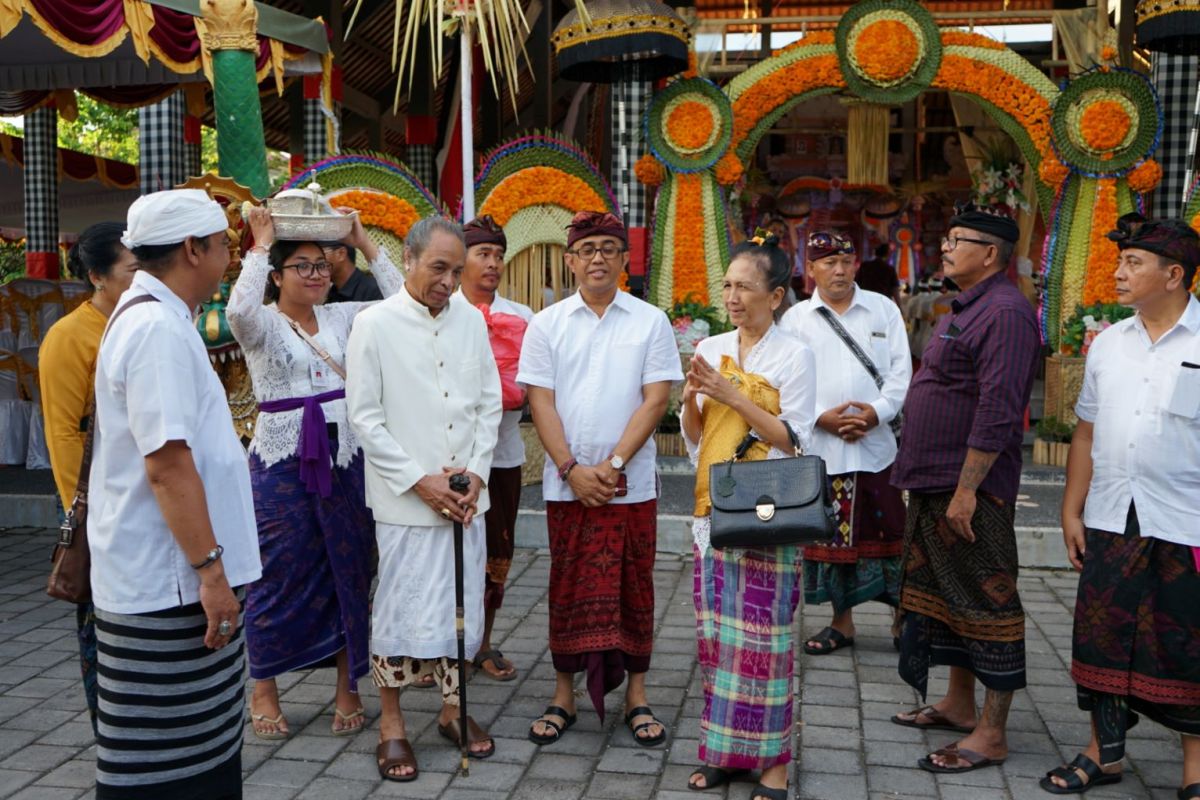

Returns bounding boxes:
[1135,0,1200,54]
[552,0,690,83]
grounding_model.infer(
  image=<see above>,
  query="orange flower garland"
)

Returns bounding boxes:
[478,167,608,226]
[329,190,419,238]
[777,31,834,53]
[1082,178,1119,305]
[1038,154,1070,188]
[853,20,919,84]
[940,30,1006,50]
[714,152,744,186]
[731,54,843,152]
[635,153,666,186]
[1079,100,1131,152]
[932,54,1053,159]
[673,173,709,304]
[666,100,716,151]
[1127,159,1162,193]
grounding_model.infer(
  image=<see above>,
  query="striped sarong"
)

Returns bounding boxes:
[94,596,246,800]
[694,538,803,770]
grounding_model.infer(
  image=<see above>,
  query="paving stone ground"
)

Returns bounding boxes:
[0,528,1184,800]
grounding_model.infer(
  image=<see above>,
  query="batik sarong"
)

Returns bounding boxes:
[1072,504,1200,764]
[695,539,803,769]
[546,499,657,717]
[898,490,1025,699]
[484,465,522,611]
[803,466,905,613]
[245,447,374,690]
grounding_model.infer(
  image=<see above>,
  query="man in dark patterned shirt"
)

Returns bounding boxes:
[888,202,1041,776]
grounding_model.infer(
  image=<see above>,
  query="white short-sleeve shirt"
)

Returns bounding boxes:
[516,290,683,503]
[780,286,911,475]
[1075,295,1200,546]
[88,271,261,614]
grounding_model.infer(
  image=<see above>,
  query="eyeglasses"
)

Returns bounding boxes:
[281,260,332,278]
[567,243,627,260]
[941,236,994,252]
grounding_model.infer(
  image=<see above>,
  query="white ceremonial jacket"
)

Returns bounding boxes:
[345,287,503,526]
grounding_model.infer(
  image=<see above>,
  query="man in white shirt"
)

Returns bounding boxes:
[458,215,533,682]
[345,217,503,781]
[89,190,261,800]
[517,211,683,748]
[781,231,911,657]
[1044,215,1200,796]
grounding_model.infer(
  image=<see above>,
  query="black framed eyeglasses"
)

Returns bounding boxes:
[941,236,994,252]
[281,260,333,278]
[567,243,627,260]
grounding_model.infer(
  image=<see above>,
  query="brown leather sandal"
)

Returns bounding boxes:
[437,715,495,759]
[890,705,976,733]
[376,738,418,782]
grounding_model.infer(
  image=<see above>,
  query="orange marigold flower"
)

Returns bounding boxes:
[714,152,744,186]
[1127,159,1162,193]
[1101,45,1118,61]
[854,20,918,84]
[666,100,716,151]
[478,167,608,226]
[673,173,709,305]
[1080,100,1131,152]
[1082,179,1120,305]
[941,30,1005,50]
[635,153,666,187]
[1038,155,1070,188]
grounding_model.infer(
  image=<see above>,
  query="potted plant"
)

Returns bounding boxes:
[1048,303,1133,426]
[1034,416,1075,467]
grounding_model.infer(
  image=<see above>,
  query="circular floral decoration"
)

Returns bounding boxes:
[645,77,733,173]
[1051,67,1161,176]
[1127,158,1163,194]
[327,188,420,239]
[634,153,666,186]
[836,0,942,104]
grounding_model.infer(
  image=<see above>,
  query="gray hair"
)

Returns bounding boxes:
[405,216,465,261]
[977,231,1015,271]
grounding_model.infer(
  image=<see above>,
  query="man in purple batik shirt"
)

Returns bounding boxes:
[889,202,1040,778]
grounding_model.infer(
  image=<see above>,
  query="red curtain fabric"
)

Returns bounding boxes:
[149,5,199,65]
[28,0,125,46]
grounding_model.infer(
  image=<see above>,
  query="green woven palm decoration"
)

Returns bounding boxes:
[213,49,270,198]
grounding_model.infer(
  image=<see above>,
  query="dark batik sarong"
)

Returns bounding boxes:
[246,449,374,690]
[1072,505,1200,763]
[803,466,905,613]
[546,499,656,717]
[898,490,1025,699]
[484,465,522,611]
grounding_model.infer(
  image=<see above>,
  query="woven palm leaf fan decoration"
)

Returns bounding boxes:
[349,0,592,113]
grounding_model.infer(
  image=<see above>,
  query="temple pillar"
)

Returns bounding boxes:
[1150,52,1200,218]
[405,116,437,188]
[138,90,185,194]
[302,71,340,167]
[23,105,59,279]
[610,63,650,279]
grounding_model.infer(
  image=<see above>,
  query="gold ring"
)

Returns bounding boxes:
[440,507,452,519]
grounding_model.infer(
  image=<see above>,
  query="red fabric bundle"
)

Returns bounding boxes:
[477,304,527,411]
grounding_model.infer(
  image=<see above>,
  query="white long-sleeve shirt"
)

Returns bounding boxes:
[781,286,911,475]
[345,288,503,526]
[226,248,404,468]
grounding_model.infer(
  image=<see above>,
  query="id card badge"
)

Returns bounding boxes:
[1167,362,1200,418]
[310,359,332,391]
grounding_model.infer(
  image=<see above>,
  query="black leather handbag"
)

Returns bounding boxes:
[709,425,837,549]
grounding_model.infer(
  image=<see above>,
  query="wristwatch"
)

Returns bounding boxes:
[608,455,625,471]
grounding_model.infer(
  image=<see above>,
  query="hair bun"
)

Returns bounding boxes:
[748,227,782,249]
[760,232,781,248]
[66,242,84,280]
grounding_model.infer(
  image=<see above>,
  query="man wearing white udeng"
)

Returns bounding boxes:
[345,216,502,782]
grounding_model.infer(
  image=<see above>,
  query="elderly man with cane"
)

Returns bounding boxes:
[346,216,502,782]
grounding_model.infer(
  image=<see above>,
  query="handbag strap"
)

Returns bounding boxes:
[814,305,885,391]
[731,421,803,464]
[276,308,347,381]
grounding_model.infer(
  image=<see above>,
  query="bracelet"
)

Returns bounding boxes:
[190,544,224,570]
[557,457,578,481]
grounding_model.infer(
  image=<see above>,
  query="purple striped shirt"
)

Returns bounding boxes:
[891,271,1040,503]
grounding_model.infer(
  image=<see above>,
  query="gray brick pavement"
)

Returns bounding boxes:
[0,529,1183,799]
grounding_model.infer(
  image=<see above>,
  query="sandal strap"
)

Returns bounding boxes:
[625,705,654,721]
[1044,764,1085,790]
[1179,782,1200,799]
[1067,753,1105,783]
[543,705,575,722]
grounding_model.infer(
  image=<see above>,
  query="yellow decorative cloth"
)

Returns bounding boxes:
[38,301,105,507]
[693,354,781,517]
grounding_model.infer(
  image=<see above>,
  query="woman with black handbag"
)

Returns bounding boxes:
[680,233,817,800]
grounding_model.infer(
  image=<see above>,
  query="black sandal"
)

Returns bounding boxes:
[1038,753,1122,795]
[688,765,748,791]
[803,626,855,655]
[624,705,667,747]
[528,705,576,746]
[749,783,788,800]
[1179,783,1200,800]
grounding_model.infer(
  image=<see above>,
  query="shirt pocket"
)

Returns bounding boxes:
[1166,363,1200,419]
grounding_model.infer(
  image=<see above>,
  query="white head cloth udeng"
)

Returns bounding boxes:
[122,189,228,250]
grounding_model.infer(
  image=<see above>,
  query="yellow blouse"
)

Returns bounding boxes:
[692,355,781,517]
[39,301,106,508]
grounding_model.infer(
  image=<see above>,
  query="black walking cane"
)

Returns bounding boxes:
[448,472,472,777]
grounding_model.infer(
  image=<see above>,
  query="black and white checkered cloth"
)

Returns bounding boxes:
[303,98,341,167]
[184,141,201,181]
[1151,52,1200,219]
[138,91,184,194]
[22,105,57,254]
[406,143,436,191]
[611,63,649,228]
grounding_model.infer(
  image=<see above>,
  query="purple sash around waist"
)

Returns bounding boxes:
[258,389,345,497]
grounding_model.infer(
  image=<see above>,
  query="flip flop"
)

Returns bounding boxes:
[890,705,976,734]
[331,706,365,737]
[410,673,436,689]
[437,715,495,759]
[918,746,1005,774]
[1039,753,1122,795]
[625,705,667,747]
[472,648,517,682]
[376,738,418,782]
[688,765,749,791]
[529,705,576,746]
[803,626,855,655]
[250,712,289,741]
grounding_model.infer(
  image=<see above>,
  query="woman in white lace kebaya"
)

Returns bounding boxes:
[679,234,816,800]
[229,207,404,739]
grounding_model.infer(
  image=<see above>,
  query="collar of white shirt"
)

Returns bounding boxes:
[807,285,869,316]
[562,287,634,317]
[398,282,455,322]
[1122,294,1200,342]
[128,269,193,321]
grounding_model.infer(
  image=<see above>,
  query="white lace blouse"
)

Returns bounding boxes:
[226,248,405,469]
